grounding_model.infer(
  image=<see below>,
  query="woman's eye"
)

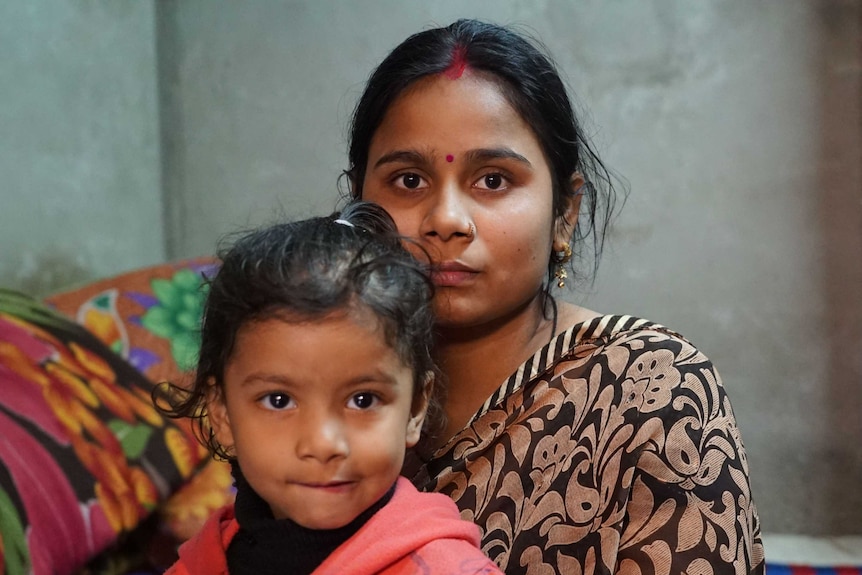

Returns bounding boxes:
[474,173,508,191]
[260,393,294,411]
[394,173,427,190]
[348,393,379,410]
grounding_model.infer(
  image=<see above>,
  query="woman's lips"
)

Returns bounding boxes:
[431,262,478,287]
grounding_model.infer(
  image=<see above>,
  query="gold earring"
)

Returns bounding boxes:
[553,243,572,288]
[558,243,572,262]
[555,266,568,288]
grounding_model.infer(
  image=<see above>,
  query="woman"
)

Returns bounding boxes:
[344,19,764,575]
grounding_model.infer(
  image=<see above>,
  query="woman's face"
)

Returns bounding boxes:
[362,72,575,329]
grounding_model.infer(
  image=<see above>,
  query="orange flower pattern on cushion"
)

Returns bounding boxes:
[158,458,235,541]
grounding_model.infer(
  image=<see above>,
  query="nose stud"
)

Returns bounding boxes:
[467,222,475,239]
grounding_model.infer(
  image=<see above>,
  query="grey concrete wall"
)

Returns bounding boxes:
[157,1,862,536]
[0,1,163,297]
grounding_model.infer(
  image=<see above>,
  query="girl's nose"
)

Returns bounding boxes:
[420,182,475,242]
[295,413,349,463]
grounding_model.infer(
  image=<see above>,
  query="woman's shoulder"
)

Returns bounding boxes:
[560,312,693,350]
[544,313,730,431]
[468,312,717,431]
[553,313,716,374]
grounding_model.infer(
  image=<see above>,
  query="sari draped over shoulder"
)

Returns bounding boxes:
[405,314,765,575]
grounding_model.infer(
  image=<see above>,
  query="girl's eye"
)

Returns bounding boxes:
[474,172,509,191]
[260,393,295,411]
[393,173,427,190]
[348,393,379,410]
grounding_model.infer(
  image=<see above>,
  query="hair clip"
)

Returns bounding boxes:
[334,219,355,228]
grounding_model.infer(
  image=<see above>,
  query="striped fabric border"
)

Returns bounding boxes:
[466,314,656,426]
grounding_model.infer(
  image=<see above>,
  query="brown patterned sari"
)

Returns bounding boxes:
[405,315,765,575]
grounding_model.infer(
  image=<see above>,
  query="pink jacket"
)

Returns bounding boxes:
[166,477,502,575]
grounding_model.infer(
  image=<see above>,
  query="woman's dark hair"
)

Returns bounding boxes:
[154,201,440,460]
[344,18,624,289]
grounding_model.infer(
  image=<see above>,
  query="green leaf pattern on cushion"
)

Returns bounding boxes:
[107,420,155,460]
[140,269,207,371]
[0,484,30,575]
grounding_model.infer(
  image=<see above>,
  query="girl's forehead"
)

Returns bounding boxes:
[263,302,378,330]
[227,311,410,373]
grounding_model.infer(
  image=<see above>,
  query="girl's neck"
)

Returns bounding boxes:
[433,298,597,446]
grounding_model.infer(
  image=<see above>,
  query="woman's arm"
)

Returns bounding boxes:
[604,330,765,575]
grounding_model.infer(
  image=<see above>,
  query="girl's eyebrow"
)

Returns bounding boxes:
[240,371,402,388]
[240,373,292,387]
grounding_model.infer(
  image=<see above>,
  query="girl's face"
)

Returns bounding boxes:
[207,311,427,529]
[362,72,578,329]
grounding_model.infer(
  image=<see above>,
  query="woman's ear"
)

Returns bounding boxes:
[206,378,235,453]
[553,173,585,252]
[406,372,433,447]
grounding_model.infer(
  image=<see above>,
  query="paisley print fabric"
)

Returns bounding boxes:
[405,315,764,575]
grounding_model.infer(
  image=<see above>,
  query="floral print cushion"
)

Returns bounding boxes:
[44,259,235,543]
[45,258,216,386]
[0,290,209,575]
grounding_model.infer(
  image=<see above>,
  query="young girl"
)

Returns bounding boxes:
[157,201,502,575]
[344,19,765,575]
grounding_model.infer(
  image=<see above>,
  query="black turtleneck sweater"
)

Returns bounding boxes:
[225,462,394,575]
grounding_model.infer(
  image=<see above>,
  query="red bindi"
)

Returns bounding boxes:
[446,154,454,163]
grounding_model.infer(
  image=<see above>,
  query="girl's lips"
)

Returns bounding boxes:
[431,262,478,287]
[300,481,355,493]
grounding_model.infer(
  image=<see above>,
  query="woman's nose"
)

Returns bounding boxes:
[295,412,349,463]
[420,183,474,242]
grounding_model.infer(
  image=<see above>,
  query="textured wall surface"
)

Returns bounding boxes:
[0,2,163,297]
[2,0,860,536]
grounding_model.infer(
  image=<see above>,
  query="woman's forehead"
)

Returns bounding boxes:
[369,72,540,156]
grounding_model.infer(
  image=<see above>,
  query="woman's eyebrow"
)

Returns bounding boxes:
[465,147,532,167]
[372,147,532,169]
[373,149,428,169]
